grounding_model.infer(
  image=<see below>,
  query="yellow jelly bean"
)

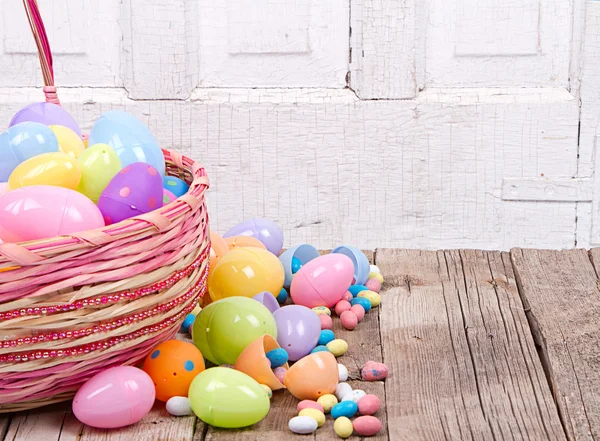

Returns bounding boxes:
[50,125,85,159]
[358,290,381,307]
[261,384,273,399]
[299,408,326,427]
[312,306,331,316]
[369,272,384,284]
[317,394,338,413]
[334,416,354,438]
[326,339,348,357]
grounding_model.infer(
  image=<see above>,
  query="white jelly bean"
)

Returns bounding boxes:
[166,396,192,416]
[369,264,381,274]
[335,382,353,401]
[342,389,367,404]
[289,416,318,434]
[338,363,349,382]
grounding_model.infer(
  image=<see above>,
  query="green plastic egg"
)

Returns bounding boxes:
[192,296,277,365]
[77,143,122,203]
[189,367,270,428]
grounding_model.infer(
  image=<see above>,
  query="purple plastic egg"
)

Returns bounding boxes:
[10,102,81,136]
[273,305,321,361]
[98,162,163,225]
[223,218,283,255]
[253,291,280,313]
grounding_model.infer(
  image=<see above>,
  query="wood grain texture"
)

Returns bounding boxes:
[511,248,600,441]
[3,403,71,441]
[377,248,566,441]
[0,87,580,251]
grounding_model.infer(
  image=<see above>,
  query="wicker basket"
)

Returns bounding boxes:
[0,1,210,412]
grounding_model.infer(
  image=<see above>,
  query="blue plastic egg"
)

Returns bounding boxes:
[318,330,335,346]
[265,348,288,369]
[331,401,358,419]
[277,288,288,304]
[310,345,329,354]
[163,176,190,197]
[350,297,372,312]
[348,285,369,297]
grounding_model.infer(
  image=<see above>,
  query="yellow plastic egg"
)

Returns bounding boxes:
[334,416,354,438]
[77,143,122,203]
[312,306,331,316]
[8,152,81,190]
[50,125,85,159]
[369,272,384,284]
[299,408,326,427]
[317,394,338,413]
[358,290,381,307]
[326,339,348,357]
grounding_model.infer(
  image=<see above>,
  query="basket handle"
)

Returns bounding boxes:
[22,0,60,105]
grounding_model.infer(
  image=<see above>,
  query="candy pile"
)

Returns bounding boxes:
[65,205,386,433]
[0,103,190,244]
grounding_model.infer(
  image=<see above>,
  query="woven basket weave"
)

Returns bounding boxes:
[0,1,210,412]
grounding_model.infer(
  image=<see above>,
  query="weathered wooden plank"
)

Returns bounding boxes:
[377,248,566,441]
[3,403,70,441]
[512,248,600,441]
[0,415,11,441]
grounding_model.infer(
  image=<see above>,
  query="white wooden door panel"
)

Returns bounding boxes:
[197,0,349,87]
[425,0,571,87]
[0,0,122,87]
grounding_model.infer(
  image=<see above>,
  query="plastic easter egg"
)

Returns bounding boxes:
[8,152,81,190]
[299,408,325,427]
[72,366,155,429]
[0,186,104,243]
[331,400,358,419]
[353,416,382,436]
[297,400,324,413]
[225,235,267,250]
[209,231,229,275]
[317,394,338,413]
[318,330,335,346]
[50,125,85,158]
[276,287,288,304]
[235,335,289,390]
[223,218,284,255]
[208,247,284,301]
[358,394,381,415]
[290,254,354,308]
[189,367,270,428]
[0,122,59,181]
[289,416,318,434]
[278,244,320,288]
[10,102,81,135]
[273,305,321,361]
[284,352,339,400]
[166,396,193,416]
[77,144,122,203]
[350,297,372,312]
[348,285,369,297]
[0,183,8,197]
[332,245,370,285]
[192,296,277,365]
[89,110,165,176]
[334,416,354,438]
[163,189,177,205]
[163,175,189,197]
[98,162,163,225]
[253,291,280,313]
[142,340,205,402]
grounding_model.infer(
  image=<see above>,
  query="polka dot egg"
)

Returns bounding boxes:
[98,162,163,225]
[142,340,205,402]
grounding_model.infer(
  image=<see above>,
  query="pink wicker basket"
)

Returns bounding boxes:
[0,0,210,412]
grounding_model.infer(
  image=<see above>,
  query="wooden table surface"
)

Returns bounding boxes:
[2,248,600,441]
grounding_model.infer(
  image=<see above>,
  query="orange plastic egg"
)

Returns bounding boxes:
[284,351,339,400]
[142,340,205,402]
[225,235,267,250]
[210,231,229,274]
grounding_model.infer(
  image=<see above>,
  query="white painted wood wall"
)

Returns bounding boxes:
[1,0,600,251]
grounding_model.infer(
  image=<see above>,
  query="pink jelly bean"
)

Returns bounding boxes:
[365,278,381,293]
[274,366,288,383]
[343,291,353,302]
[353,416,382,436]
[358,394,381,415]
[350,304,365,322]
[340,311,358,330]
[361,361,389,381]
[334,300,352,316]
[297,400,325,413]
[320,314,333,330]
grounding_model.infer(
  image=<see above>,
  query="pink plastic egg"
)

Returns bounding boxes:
[350,304,365,322]
[0,185,104,243]
[320,314,333,330]
[353,416,382,436]
[340,311,358,330]
[358,394,381,415]
[98,162,163,225]
[290,254,354,308]
[0,183,8,197]
[72,366,155,429]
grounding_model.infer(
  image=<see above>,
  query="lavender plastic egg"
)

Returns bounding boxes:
[253,291,280,313]
[273,305,321,361]
[223,218,283,255]
[98,162,163,225]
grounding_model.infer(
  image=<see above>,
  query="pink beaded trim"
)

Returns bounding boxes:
[0,280,205,363]
[0,247,209,322]
[0,268,207,350]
